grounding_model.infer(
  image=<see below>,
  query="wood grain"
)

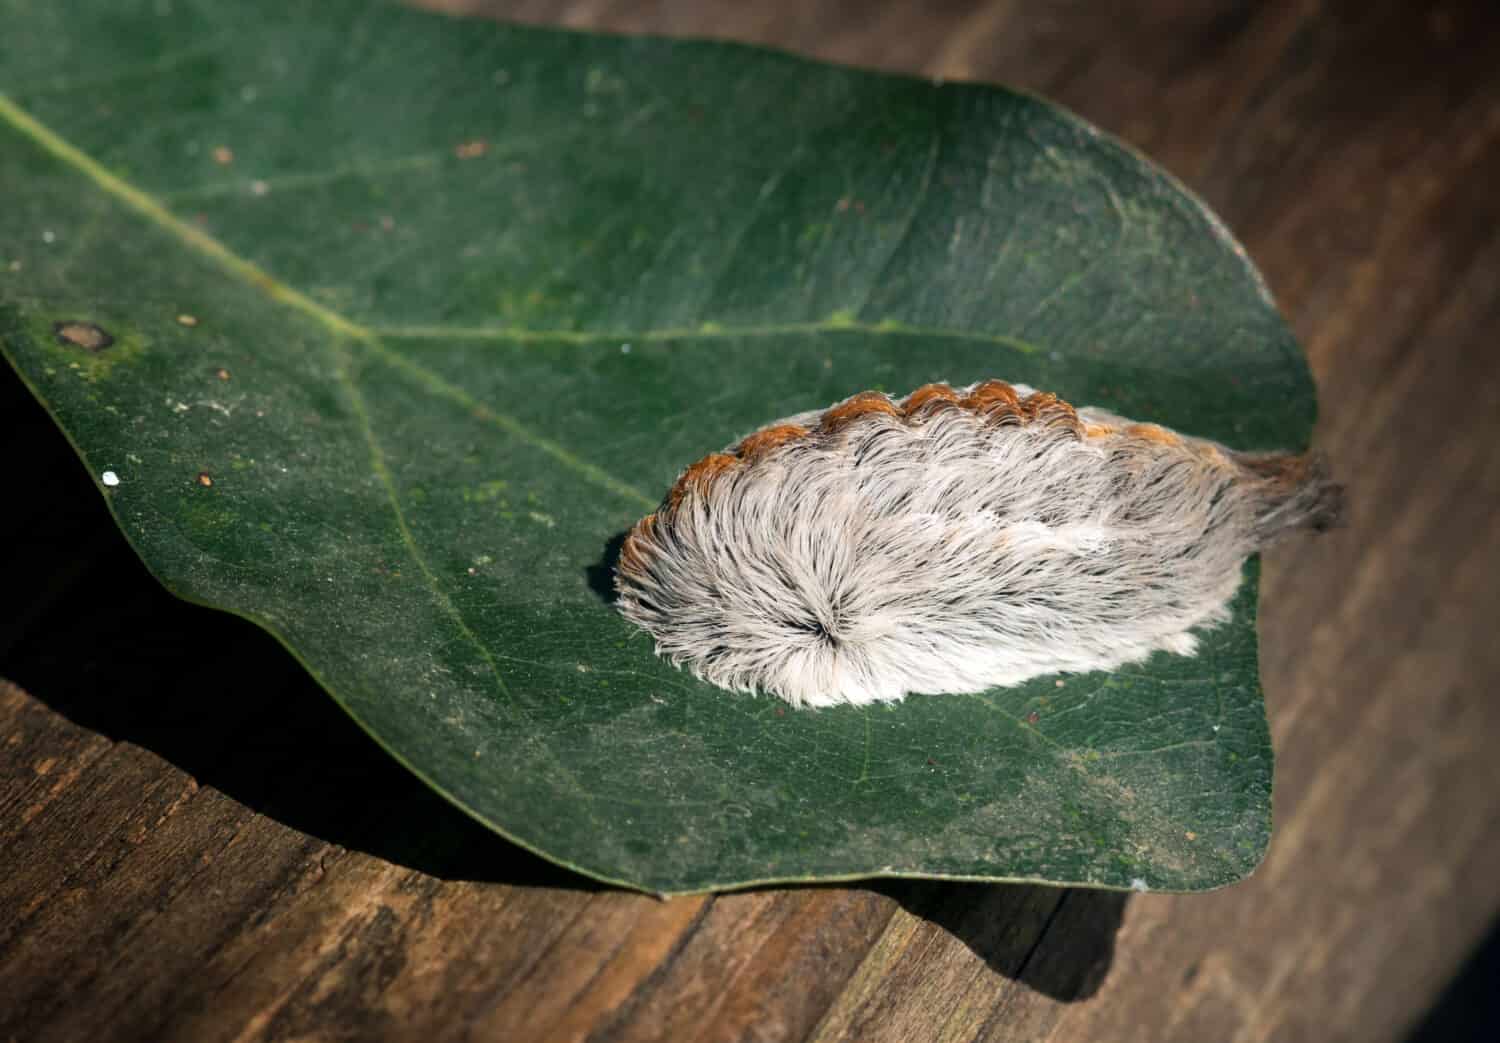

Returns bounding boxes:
[5,1,1499,1040]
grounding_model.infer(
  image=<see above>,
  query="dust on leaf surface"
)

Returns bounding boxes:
[0,0,1311,894]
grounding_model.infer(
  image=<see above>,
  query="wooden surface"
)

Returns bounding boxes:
[4,0,1500,1039]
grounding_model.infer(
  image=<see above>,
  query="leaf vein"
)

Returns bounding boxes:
[338,345,610,820]
[373,319,1039,356]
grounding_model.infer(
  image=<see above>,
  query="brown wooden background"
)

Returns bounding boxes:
[4,1,1499,1040]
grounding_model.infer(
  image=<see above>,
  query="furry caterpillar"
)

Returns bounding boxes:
[614,380,1341,708]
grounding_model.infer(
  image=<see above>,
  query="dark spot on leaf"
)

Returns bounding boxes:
[196,472,214,488]
[53,321,113,352]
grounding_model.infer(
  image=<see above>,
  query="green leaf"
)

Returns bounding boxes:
[0,0,1312,895]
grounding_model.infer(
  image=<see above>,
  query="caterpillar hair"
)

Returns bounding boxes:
[615,380,1342,708]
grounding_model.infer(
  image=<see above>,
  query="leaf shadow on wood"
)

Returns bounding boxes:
[880,882,1128,1002]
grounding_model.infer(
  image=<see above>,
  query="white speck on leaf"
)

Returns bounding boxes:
[250,180,269,197]
[1131,877,1149,892]
[41,229,55,244]
[101,470,119,487]
[621,343,632,354]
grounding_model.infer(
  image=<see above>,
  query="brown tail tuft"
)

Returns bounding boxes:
[1233,450,1345,545]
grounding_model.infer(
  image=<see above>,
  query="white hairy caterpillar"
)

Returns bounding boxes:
[615,380,1341,708]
